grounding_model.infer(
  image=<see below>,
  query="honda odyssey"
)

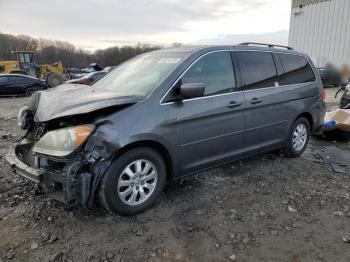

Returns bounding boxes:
[6,43,326,215]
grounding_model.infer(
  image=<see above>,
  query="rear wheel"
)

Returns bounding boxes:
[285,117,310,157]
[25,86,41,97]
[99,148,166,216]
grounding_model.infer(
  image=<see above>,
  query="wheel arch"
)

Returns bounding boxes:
[112,140,175,182]
[294,112,313,131]
[25,84,43,96]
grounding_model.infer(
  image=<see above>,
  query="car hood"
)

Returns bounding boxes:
[29,84,142,122]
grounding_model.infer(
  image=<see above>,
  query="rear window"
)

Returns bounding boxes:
[237,51,278,90]
[278,54,316,85]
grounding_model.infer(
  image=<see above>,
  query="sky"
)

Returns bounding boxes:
[0,0,292,51]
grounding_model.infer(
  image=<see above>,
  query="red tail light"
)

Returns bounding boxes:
[320,88,326,100]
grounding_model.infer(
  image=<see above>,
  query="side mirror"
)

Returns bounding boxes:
[180,83,205,99]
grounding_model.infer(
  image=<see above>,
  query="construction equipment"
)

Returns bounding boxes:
[0,51,65,87]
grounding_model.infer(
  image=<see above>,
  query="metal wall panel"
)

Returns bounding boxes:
[292,0,330,8]
[289,0,350,67]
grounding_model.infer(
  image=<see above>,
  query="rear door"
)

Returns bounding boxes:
[236,51,290,152]
[6,76,27,95]
[163,51,246,174]
[277,53,318,122]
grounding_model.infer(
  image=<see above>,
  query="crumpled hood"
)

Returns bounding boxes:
[29,84,142,122]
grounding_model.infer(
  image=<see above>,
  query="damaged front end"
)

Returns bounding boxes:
[6,116,110,209]
[6,141,109,208]
[6,88,140,209]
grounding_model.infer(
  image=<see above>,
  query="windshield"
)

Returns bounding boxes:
[92,52,185,97]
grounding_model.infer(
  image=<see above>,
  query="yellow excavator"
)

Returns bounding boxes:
[0,51,65,87]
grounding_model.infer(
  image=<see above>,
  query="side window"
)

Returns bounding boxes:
[18,54,25,63]
[24,54,31,63]
[279,54,316,85]
[7,76,16,84]
[9,76,28,84]
[181,51,236,96]
[237,51,278,90]
[9,76,21,84]
[0,77,8,84]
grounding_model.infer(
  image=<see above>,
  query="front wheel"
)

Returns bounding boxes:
[99,148,166,216]
[285,117,310,158]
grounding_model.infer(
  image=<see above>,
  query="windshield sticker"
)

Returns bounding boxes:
[158,58,181,64]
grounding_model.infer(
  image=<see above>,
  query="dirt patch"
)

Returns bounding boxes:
[0,97,350,262]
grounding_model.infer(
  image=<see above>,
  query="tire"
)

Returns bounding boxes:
[45,72,64,87]
[285,117,310,158]
[99,147,166,216]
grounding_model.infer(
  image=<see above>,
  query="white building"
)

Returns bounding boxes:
[289,0,350,68]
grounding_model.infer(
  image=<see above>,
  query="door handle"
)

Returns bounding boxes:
[227,101,242,108]
[250,97,263,104]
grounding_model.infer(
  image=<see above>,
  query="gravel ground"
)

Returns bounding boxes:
[1,89,350,262]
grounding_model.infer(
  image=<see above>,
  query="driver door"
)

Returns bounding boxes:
[166,51,246,174]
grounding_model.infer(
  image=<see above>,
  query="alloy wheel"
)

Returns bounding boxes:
[292,123,307,152]
[117,159,158,206]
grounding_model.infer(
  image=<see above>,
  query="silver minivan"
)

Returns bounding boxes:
[7,43,326,215]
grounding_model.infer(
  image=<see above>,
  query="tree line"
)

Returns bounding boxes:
[0,33,161,68]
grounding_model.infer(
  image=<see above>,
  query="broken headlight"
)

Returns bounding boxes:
[32,124,95,157]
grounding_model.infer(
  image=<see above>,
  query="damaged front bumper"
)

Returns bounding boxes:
[5,143,109,209]
[6,149,46,184]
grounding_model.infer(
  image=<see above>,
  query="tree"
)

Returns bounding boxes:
[0,33,161,68]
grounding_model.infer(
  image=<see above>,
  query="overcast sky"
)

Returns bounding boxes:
[0,0,291,50]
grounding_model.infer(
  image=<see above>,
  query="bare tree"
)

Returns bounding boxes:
[0,33,161,68]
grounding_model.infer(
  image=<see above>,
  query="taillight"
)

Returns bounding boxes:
[320,88,326,100]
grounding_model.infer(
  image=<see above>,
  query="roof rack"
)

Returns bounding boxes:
[239,42,294,50]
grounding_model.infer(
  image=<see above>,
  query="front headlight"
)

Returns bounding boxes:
[33,124,95,157]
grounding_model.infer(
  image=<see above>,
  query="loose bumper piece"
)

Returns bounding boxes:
[5,146,105,209]
[5,150,45,183]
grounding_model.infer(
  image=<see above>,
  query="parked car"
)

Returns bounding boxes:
[0,74,46,96]
[317,66,343,87]
[65,71,107,85]
[6,44,326,216]
[66,68,84,79]
[335,84,350,109]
